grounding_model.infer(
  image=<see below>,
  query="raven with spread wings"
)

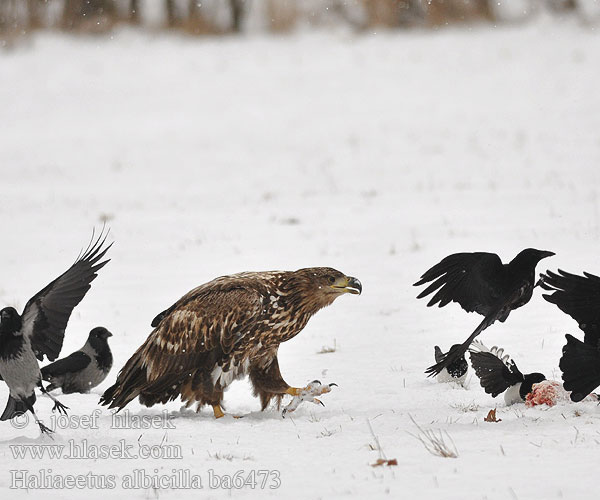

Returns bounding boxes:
[0,232,111,435]
[414,249,554,377]
[101,267,361,418]
[541,269,600,401]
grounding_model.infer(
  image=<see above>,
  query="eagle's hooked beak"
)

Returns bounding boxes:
[331,276,362,295]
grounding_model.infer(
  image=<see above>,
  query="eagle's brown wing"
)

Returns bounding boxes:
[100,284,264,409]
[142,286,263,382]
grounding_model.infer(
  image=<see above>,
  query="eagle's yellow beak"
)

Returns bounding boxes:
[331,276,362,295]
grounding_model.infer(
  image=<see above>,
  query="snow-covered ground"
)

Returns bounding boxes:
[1,18,600,499]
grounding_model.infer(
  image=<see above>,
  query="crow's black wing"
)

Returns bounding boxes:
[21,231,112,361]
[41,351,92,379]
[560,334,600,402]
[470,351,523,397]
[542,269,600,346]
[414,252,505,316]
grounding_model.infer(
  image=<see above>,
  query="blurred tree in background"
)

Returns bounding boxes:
[0,0,597,45]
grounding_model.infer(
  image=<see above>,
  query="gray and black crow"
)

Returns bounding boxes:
[41,327,113,394]
[414,248,554,377]
[0,232,111,435]
[434,344,468,385]
[469,340,545,405]
[541,269,600,402]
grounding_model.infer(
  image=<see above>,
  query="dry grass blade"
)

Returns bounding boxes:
[408,415,458,458]
[367,418,398,466]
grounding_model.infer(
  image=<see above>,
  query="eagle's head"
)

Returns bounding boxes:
[291,267,362,310]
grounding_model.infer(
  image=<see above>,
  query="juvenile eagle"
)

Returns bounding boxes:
[100,267,361,418]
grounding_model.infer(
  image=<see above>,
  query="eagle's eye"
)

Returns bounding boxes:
[328,276,335,284]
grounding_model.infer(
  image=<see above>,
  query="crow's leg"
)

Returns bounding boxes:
[534,275,546,288]
[424,285,527,378]
[38,382,69,415]
[23,399,53,438]
[425,315,493,377]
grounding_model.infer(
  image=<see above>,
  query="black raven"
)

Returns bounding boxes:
[469,340,545,405]
[541,269,600,401]
[0,232,111,435]
[41,327,113,394]
[414,248,554,377]
[433,345,468,385]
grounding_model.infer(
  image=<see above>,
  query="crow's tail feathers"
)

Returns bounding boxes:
[425,313,494,377]
[0,394,35,421]
[560,334,600,402]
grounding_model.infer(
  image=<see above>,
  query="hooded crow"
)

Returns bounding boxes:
[41,327,113,394]
[469,340,546,405]
[414,248,554,377]
[541,269,600,401]
[434,345,468,385]
[0,232,111,435]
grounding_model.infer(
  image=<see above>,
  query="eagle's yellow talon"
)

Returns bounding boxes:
[212,404,225,419]
[286,387,303,396]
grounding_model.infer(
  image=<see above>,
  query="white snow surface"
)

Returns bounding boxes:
[1,19,600,499]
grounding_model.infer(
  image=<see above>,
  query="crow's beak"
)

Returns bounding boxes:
[331,276,362,295]
[540,251,555,259]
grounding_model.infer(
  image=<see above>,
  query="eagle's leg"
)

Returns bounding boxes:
[285,381,336,397]
[183,370,226,419]
[38,381,69,415]
[212,404,225,419]
[281,381,338,417]
[249,357,292,410]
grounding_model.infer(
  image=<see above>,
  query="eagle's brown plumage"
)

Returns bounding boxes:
[100,267,361,415]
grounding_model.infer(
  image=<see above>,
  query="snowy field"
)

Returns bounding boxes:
[1,18,600,499]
